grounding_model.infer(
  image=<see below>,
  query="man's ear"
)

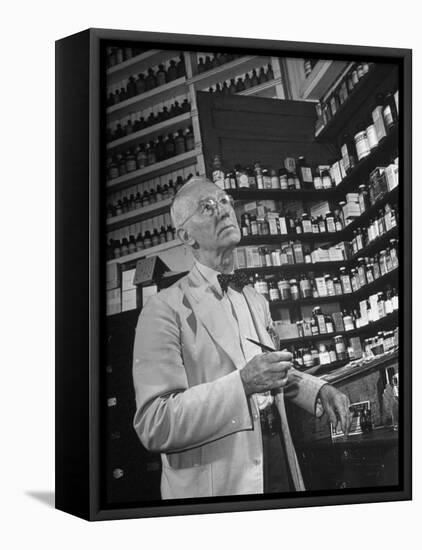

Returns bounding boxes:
[176,227,197,248]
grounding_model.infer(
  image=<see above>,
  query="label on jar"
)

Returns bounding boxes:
[301,167,313,183]
[383,105,394,127]
[239,174,249,188]
[279,175,288,189]
[366,124,379,150]
[302,219,312,233]
[372,106,387,141]
[314,176,322,189]
[354,131,371,161]
[341,144,351,172]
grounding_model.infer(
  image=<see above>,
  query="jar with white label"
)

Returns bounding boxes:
[236,166,249,188]
[313,168,323,190]
[290,279,300,301]
[354,123,371,161]
[365,119,379,150]
[334,336,348,360]
[277,278,291,301]
[269,281,280,301]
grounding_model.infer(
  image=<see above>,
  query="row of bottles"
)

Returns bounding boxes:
[315,62,372,130]
[107,126,195,180]
[337,91,399,171]
[292,326,398,370]
[106,46,146,68]
[207,64,275,95]
[106,175,188,218]
[240,210,343,238]
[213,150,398,194]
[195,52,242,74]
[106,98,191,142]
[213,155,338,192]
[106,53,186,106]
[107,225,176,260]
[250,241,398,299]
[350,205,398,255]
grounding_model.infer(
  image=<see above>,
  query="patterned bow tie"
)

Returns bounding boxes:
[217,271,249,293]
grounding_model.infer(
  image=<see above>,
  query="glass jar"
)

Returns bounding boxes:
[379,250,388,275]
[277,278,291,301]
[334,336,348,360]
[339,267,352,294]
[290,279,300,301]
[299,274,312,299]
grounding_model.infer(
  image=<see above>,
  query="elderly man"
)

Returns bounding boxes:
[132,176,351,499]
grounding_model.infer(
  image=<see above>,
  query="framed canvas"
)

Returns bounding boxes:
[55,28,412,521]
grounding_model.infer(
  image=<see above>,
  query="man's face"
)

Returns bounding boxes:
[183,183,241,253]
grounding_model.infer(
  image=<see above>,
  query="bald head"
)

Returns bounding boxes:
[170,176,220,230]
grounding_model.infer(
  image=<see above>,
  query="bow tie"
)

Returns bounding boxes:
[217,272,249,293]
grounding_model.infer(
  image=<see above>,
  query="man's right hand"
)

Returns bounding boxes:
[240,351,293,396]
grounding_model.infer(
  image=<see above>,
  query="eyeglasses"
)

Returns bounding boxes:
[179,194,235,227]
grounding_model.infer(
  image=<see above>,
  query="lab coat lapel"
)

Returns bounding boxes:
[242,286,275,349]
[186,266,245,370]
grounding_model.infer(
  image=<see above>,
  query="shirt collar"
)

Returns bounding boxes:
[195,260,234,296]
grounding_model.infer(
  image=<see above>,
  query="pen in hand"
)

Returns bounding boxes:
[245,337,301,368]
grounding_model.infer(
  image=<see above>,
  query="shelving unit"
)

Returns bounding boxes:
[106,149,199,192]
[106,111,192,152]
[106,198,173,231]
[278,310,398,347]
[315,63,395,140]
[107,239,180,266]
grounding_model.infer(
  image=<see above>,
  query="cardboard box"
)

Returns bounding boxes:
[106,288,121,316]
[273,321,299,340]
[332,311,345,332]
[235,247,247,269]
[315,276,327,297]
[310,201,331,219]
[385,163,399,191]
[121,289,137,312]
[122,268,136,291]
[342,202,361,220]
[245,247,262,268]
[346,193,359,203]
[106,263,121,291]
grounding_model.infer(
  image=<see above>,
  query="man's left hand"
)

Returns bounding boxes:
[318,385,352,436]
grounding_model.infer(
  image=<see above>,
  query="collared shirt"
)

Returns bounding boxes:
[195,261,273,410]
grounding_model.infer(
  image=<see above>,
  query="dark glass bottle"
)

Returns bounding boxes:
[251,69,259,87]
[204,55,213,71]
[383,92,398,131]
[177,53,186,77]
[222,81,230,95]
[184,127,195,151]
[258,67,267,84]
[341,133,357,174]
[145,68,157,90]
[167,59,178,82]
[146,141,156,165]
[128,235,137,254]
[197,57,205,74]
[126,76,137,98]
[155,136,165,162]
[297,156,313,189]
[164,133,175,158]
[266,63,274,80]
[243,73,252,89]
[156,64,167,86]
[235,77,245,92]
[174,130,186,156]
[229,78,237,94]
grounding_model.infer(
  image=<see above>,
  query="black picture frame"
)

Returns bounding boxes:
[55,28,412,521]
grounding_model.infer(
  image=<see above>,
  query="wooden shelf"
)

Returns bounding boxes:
[268,267,398,309]
[269,294,342,309]
[106,77,187,122]
[106,198,173,231]
[237,78,282,99]
[106,149,199,193]
[228,188,336,202]
[315,63,396,140]
[240,232,340,246]
[277,310,398,347]
[237,261,345,276]
[106,50,180,82]
[188,56,270,90]
[107,239,181,266]
[106,112,192,152]
[348,226,398,263]
[340,187,399,240]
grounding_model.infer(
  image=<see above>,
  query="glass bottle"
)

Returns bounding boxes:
[278,278,291,301]
[340,267,352,294]
[156,64,167,86]
[290,279,300,301]
[341,133,357,174]
[145,67,157,90]
[166,59,178,82]
[299,274,312,299]
[184,127,195,151]
[297,156,313,189]
[354,122,371,161]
